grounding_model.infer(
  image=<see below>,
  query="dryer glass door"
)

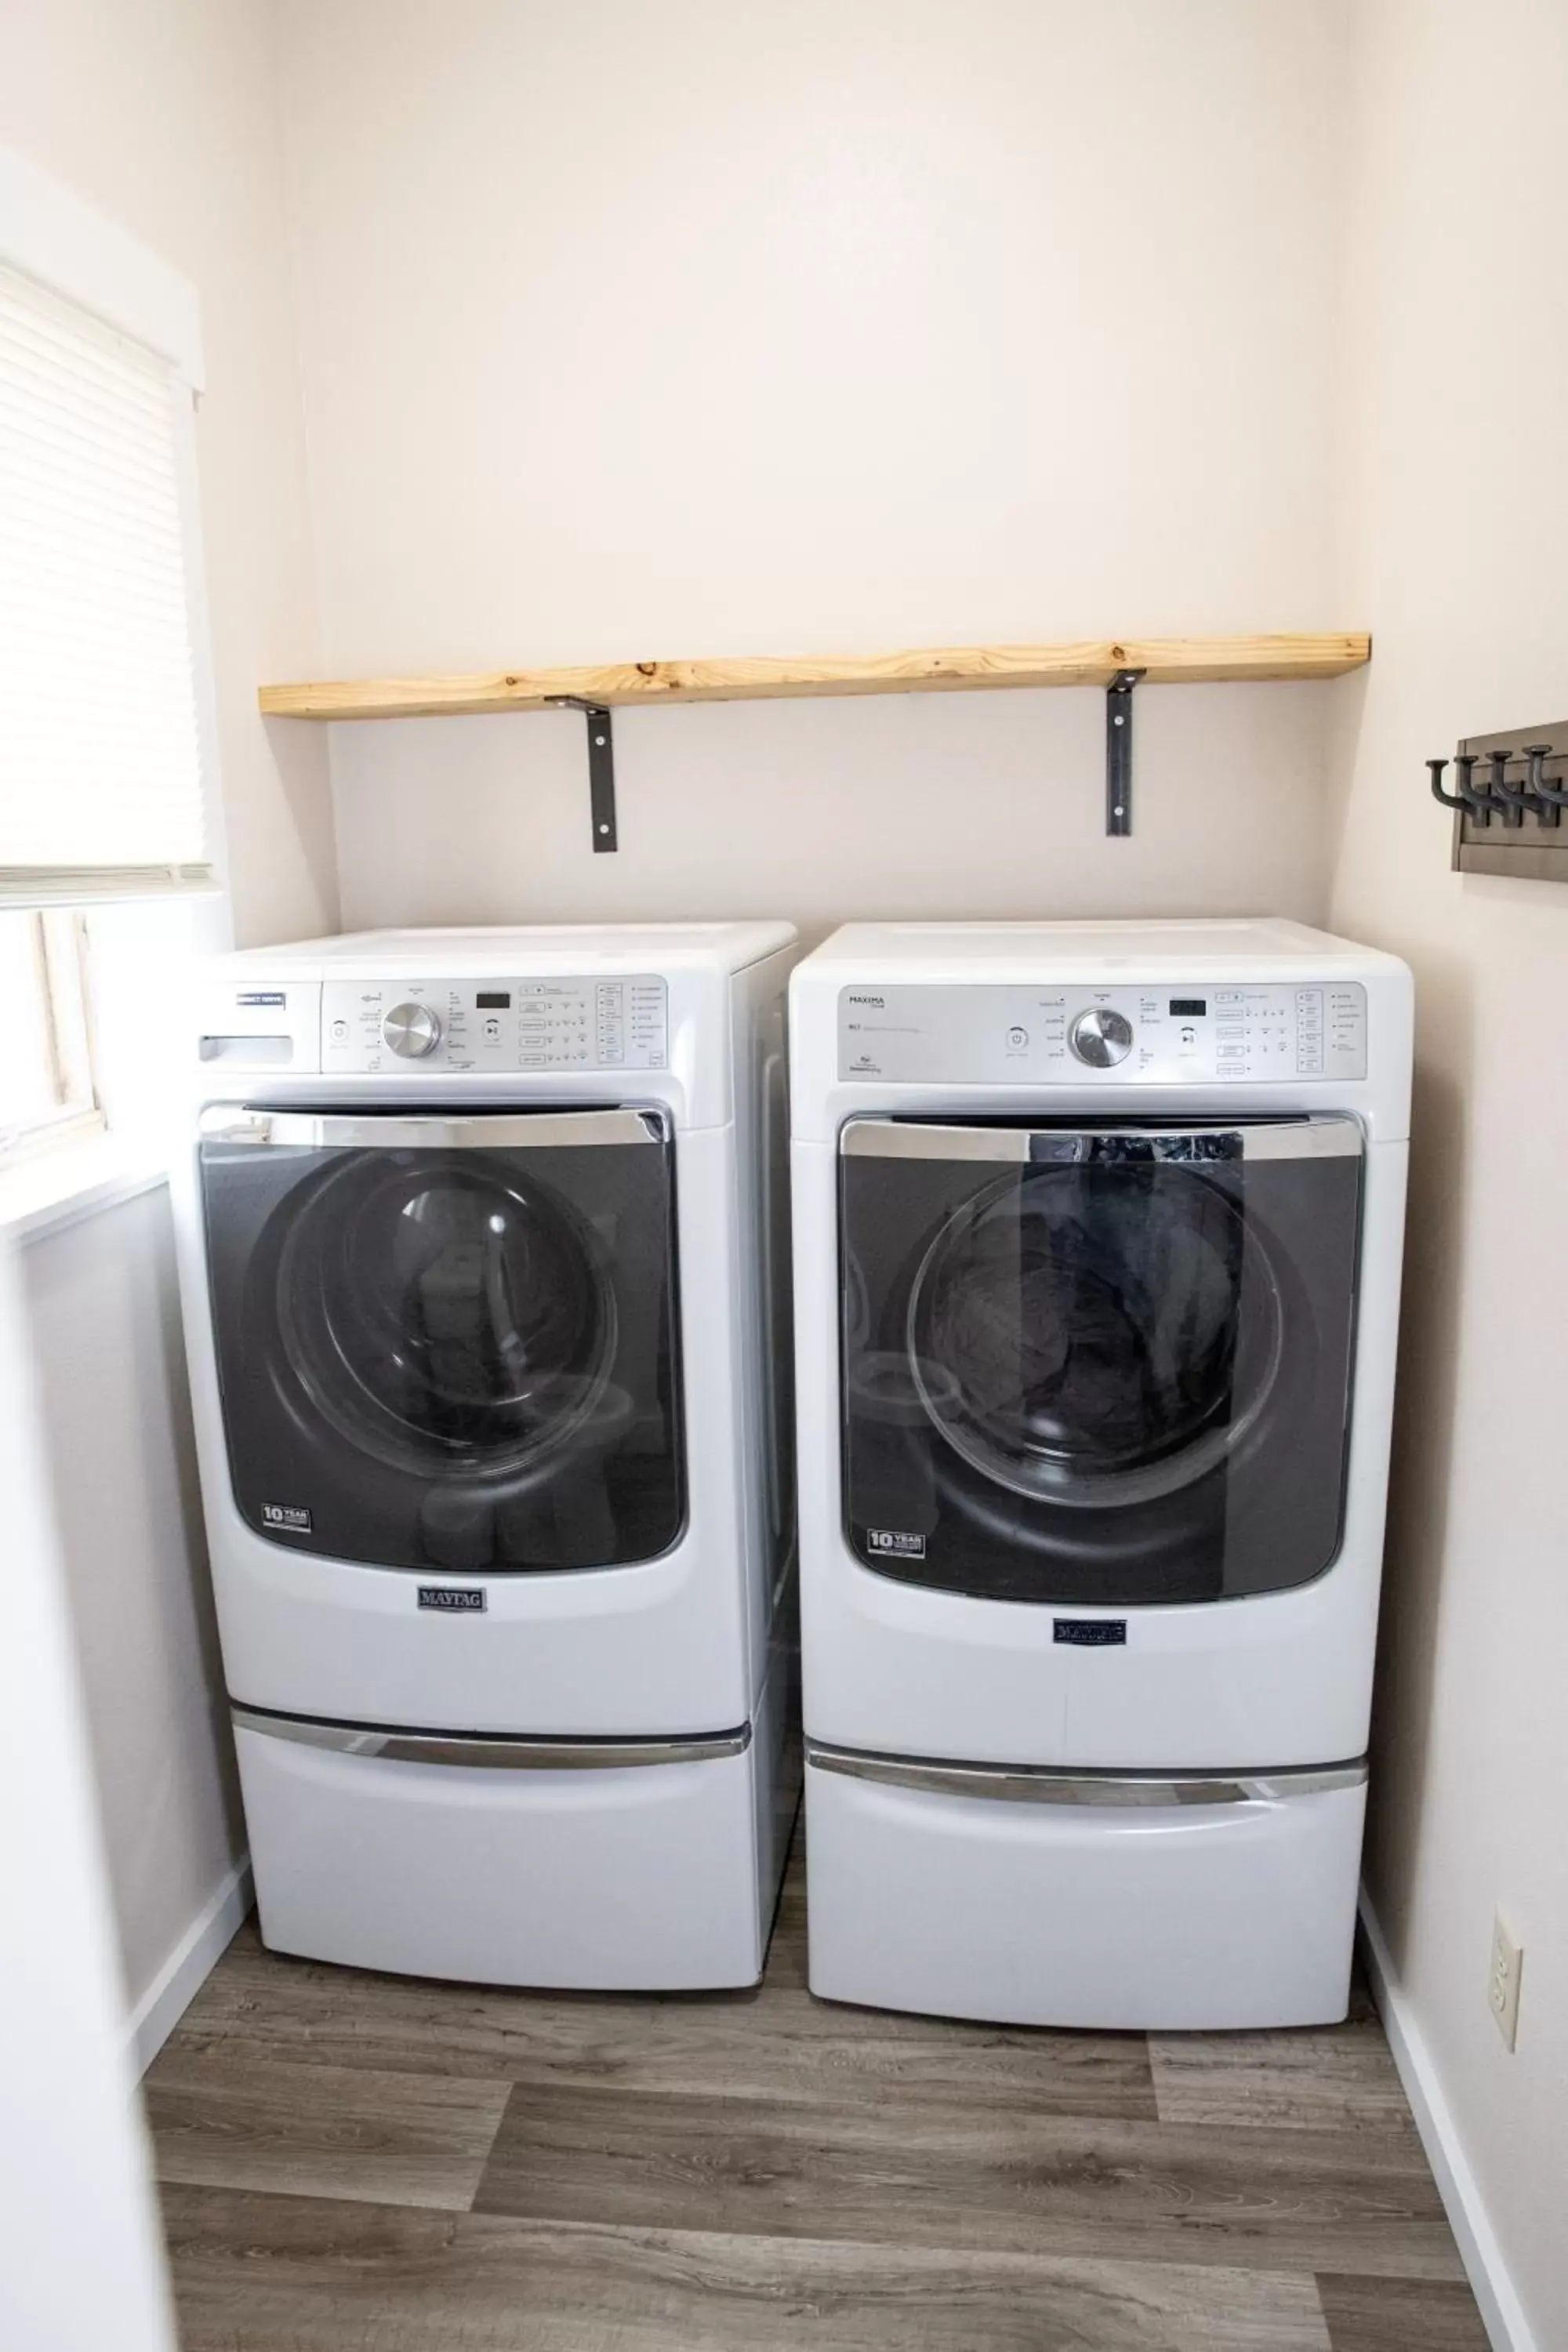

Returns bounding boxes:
[839,1117,1362,1606]
[201,1107,683,1573]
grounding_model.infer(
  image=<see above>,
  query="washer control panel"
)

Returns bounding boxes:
[839,981,1368,1083]
[322,975,669,1075]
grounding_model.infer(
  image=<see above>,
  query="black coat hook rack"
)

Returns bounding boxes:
[1430,722,1568,880]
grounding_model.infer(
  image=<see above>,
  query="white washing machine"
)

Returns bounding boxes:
[174,923,800,1990]
[789,918,1412,2029]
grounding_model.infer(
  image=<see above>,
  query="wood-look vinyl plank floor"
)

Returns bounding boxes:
[1314,2270,1494,2350]
[143,1821,1489,2350]
[471,2077,1461,2279]
[146,2047,511,2211]
[161,2184,1335,2352]
[174,1926,1157,2120]
[1148,2024,1410,2132]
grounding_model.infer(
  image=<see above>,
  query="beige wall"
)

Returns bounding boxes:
[1329,2,1568,2342]
[0,1242,177,2352]
[329,682,1334,939]
[0,0,337,948]
[19,1190,242,2016]
[274,0,1351,934]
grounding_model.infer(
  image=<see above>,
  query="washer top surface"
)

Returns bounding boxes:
[218,920,796,981]
[799,916,1397,982]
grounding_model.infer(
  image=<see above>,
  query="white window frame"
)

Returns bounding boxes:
[0,143,230,939]
[0,147,233,1206]
[0,909,103,1165]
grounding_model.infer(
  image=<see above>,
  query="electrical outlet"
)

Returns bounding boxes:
[1488,1913,1523,2051]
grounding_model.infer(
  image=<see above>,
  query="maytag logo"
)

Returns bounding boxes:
[417,1584,487,1613]
[867,1527,925,1559]
[1054,1619,1127,1647]
[847,993,886,1009]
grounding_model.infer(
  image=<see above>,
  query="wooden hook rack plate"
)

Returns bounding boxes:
[1439,720,1568,882]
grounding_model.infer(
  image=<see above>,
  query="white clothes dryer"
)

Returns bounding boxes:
[789,919,1411,2029]
[175,924,799,1990]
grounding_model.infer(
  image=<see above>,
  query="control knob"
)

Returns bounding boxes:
[1069,1007,1134,1068]
[382,1001,442,1058]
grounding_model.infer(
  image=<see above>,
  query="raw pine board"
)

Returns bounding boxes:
[260,632,1370,720]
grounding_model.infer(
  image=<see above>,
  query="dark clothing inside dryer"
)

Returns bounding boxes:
[201,1115,684,1573]
[914,1166,1249,1486]
[840,1123,1361,1607]
[286,1163,608,1455]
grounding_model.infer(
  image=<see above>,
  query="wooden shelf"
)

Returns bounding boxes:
[258,633,1370,721]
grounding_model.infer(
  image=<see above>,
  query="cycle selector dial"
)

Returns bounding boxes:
[382,1001,443,1059]
[1069,1007,1134,1068]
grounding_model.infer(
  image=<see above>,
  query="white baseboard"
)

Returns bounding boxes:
[1358,1889,1538,2352]
[126,1852,252,2078]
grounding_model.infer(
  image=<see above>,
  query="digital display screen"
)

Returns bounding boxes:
[1169,998,1207,1017]
[475,992,512,1009]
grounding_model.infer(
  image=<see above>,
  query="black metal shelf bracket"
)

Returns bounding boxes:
[1105,667,1145,836]
[547,697,618,851]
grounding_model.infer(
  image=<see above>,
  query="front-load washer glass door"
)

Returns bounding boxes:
[840,1116,1363,1606]
[201,1106,682,1573]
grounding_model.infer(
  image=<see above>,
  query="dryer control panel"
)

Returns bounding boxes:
[321,975,669,1075]
[838,981,1368,1083]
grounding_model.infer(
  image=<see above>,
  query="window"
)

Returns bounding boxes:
[0,150,216,1175]
[0,909,100,1162]
[0,261,211,901]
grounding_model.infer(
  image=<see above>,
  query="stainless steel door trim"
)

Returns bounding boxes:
[842,1120,1040,1163]
[200,1107,666,1151]
[806,1743,1367,1806]
[233,1705,750,1770]
[1240,1119,1363,1161]
[840,1116,1362,1166]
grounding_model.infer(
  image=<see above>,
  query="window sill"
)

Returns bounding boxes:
[0,1131,170,1247]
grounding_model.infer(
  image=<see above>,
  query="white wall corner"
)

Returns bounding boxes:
[1358,1889,1541,2352]
[126,1853,252,2078]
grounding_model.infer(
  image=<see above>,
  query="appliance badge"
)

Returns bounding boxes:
[261,1502,313,1534]
[237,990,287,1007]
[417,1584,488,1614]
[1054,1619,1127,1647]
[866,1528,926,1559]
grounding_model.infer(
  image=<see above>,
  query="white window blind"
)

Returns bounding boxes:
[0,260,211,902]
